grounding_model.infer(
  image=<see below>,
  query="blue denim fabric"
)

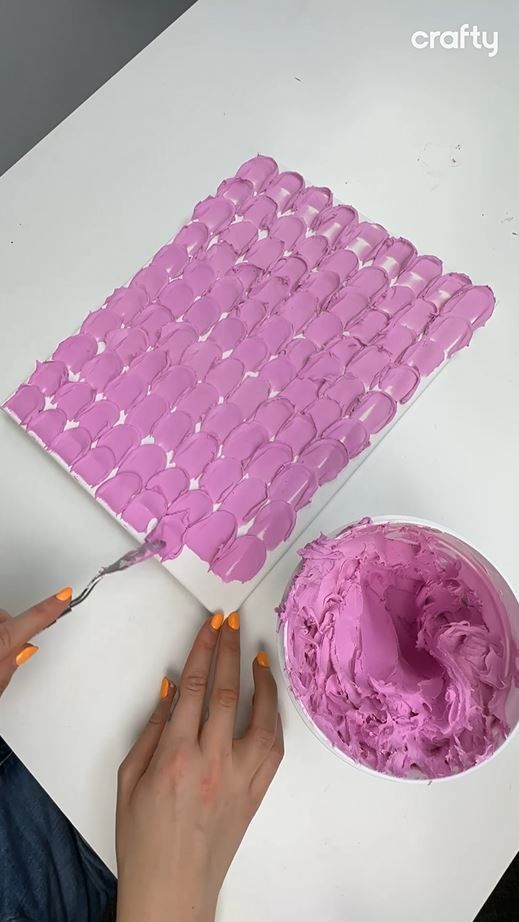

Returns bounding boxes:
[0,739,116,922]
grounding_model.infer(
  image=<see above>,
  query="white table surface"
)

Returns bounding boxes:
[1,1,518,919]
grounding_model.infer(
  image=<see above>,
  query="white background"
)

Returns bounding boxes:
[0,1,518,920]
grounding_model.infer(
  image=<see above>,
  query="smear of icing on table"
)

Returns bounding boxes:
[4,156,495,582]
[279,521,519,778]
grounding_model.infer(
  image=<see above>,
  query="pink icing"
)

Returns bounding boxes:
[247,443,293,482]
[81,351,122,392]
[96,472,142,512]
[151,242,188,278]
[150,513,186,560]
[293,186,332,228]
[97,425,140,464]
[152,410,192,453]
[279,520,519,779]
[27,408,66,443]
[185,510,236,562]
[147,467,189,504]
[105,373,146,411]
[270,463,317,509]
[76,400,120,439]
[131,264,168,299]
[277,414,316,455]
[53,334,97,372]
[29,361,68,396]
[200,458,242,503]
[217,176,254,209]
[209,317,245,352]
[152,366,195,407]
[126,395,167,436]
[122,489,167,532]
[106,328,149,365]
[254,397,293,436]
[202,403,243,441]
[5,155,495,585]
[72,445,115,486]
[5,385,44,422]
[212,535,267,581]
[220,478,267,524]
[223,422,268,462]
[273,260,306,296]
[248,501,295,549]
[299,439,348,484]
[175,433,218,479]
[51,427,91,464]
[251,275,287,311]
[168,490,212,526]
[138,305,174,345]
[119,444,166,481]
[183,259,216,299]
[129,350,168,386]
[81,308,121,341]
[158,279,194,317]
[306,398,341,435]
[107,286,147,322]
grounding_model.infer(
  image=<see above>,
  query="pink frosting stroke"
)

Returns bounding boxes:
[279,520,519,778]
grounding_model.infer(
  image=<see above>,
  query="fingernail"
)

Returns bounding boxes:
[227,611,240,631]
[160,677,175,700]
[210,612,224,631]
[55,587,73,602]
[256,650,269,668]
[16,644,39,667]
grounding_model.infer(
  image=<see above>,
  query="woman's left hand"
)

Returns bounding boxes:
[116,613,284,922]
[0,588,72,696]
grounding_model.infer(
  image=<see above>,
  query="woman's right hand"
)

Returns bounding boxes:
[116,612,284,922]
[0,588,72,696]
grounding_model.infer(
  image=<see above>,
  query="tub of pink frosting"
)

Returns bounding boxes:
[278,517,519,781]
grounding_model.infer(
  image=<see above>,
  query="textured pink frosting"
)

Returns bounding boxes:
[279,521,519,778]
[4,155,496,584]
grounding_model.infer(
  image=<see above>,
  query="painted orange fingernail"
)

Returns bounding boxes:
[210,612,224,630]
[256,651,269,668]
[55,587,73,602]
[227,611,240,631]
[16,644,39,666]
[160,677,173,699]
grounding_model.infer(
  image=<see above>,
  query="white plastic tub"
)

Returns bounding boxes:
[278,516,519,782]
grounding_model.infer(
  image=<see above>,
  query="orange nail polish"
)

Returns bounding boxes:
[210,612,224,631]
[55,587,73,602]
[227,611,240,631]
[16,644,39,667]
[160,677,172,699]
[256,651,269,668]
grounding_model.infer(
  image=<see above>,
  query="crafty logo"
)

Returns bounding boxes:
[411,24,498,58]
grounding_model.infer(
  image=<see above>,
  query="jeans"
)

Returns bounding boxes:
[0,738,116,922]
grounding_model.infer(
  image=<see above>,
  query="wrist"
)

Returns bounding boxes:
[116,873,217,922]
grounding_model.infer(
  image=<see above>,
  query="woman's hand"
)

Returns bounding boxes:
[116,612,284,922]
[0,588,72,696]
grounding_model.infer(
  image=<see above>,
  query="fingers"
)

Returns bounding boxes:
[202,612,241,752]
[118,677,176,798]
[164,614,222,745]
[0,589,73,660]
[0,610,40,697]
[250,714,284,805]
[0,660,16,697]
[235,652,279,776]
